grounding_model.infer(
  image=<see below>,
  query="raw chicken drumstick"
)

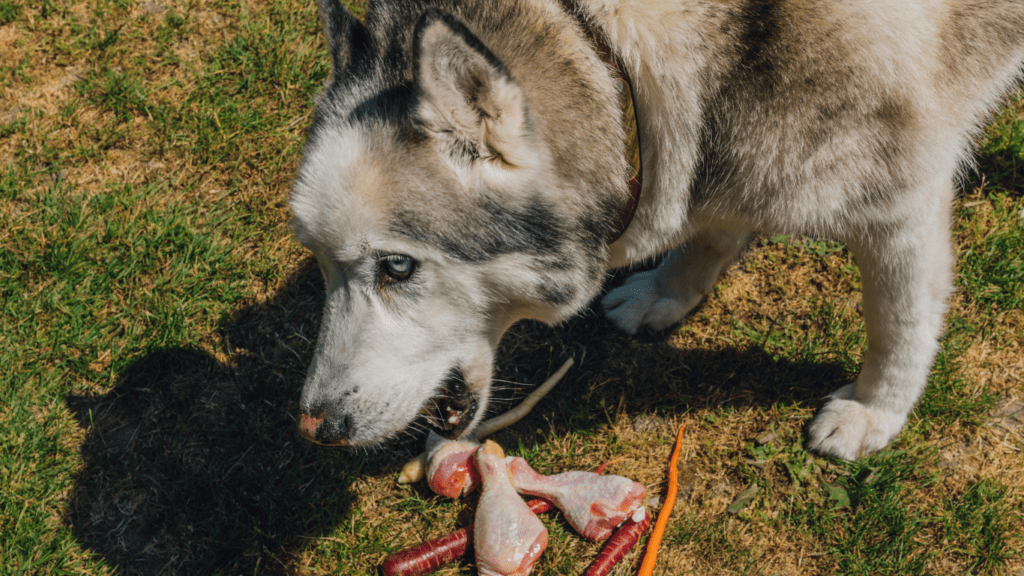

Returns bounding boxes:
[506,457,646,541]
[424,431,481,498]
[474,441,549,576]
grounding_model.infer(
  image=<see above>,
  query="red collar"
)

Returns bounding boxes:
[592,38,643,245]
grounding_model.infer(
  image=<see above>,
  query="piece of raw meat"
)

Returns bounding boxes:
[474,441,549,576]
[425,431,480,498]
[507,457,646,541]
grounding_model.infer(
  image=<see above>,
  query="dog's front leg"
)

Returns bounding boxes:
[603,229,752,334]
[807,192,956,459]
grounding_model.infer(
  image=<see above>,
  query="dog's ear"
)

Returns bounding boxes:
[413,9,536,172]
[318,0,371,79]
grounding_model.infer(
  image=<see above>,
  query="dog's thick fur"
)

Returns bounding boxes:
[291,0,1024,459]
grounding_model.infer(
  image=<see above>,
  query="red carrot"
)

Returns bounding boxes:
[379,526,471,576]
[379,499,553,576]
[583,508,653,576]
[528,497,555,515]
[593,457,622,475]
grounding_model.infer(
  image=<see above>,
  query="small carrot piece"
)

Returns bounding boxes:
[583,507,653,576]
[593,457,623,475]
[635,423,686,576]
[378,499,553,576]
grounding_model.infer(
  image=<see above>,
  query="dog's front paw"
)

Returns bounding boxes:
[603,271,700,334]
[806,385,907,460]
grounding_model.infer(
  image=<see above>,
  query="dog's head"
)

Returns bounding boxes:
[290,0,627,446]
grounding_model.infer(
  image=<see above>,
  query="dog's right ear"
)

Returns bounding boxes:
[318,0,371,80]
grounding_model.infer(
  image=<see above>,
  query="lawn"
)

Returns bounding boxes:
[1,1,1022,575]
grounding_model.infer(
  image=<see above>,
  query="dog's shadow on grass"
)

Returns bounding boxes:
[64,260,420,575]
[487,279,857,448]
[63,259,853,575]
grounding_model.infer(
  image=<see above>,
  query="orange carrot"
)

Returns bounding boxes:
[635,423,685,576]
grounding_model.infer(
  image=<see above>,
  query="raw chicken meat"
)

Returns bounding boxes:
[474,441,549,576]
[425,431,480,498]
[506,457,646,541]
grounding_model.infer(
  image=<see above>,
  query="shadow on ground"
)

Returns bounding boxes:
[64,261,420,575]
[975,149,1024,195]
[63,259,852,574]
[484,288,854,451]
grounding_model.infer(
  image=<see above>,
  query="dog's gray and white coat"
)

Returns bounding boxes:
[290,0,1024,459]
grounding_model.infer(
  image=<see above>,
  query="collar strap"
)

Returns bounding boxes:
[592,38,643,245]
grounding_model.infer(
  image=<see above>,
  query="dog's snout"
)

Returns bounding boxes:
[297,408,351,446]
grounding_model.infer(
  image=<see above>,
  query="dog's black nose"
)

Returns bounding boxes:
[298,409,350,446]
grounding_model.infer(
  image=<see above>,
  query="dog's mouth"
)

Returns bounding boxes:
[421,368,478,439]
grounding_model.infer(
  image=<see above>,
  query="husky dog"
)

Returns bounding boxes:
[290,0,1024,459]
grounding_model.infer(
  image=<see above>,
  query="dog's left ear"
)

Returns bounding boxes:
[413,9,536,172]
[318,0,371,81]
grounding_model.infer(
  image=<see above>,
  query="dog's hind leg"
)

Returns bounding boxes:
[807,186,956,460]
[603,229,751,334]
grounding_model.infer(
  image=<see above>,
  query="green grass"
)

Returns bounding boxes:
[0,1,22,26]
[1,1,1023,575]
[958,195,1024,314]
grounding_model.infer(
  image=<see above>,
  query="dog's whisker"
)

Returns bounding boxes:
[486,396,517,408]
[490,378,527,386]
[406,421,430,435]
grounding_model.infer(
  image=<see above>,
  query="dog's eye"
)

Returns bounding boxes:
[381,255,416,281]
